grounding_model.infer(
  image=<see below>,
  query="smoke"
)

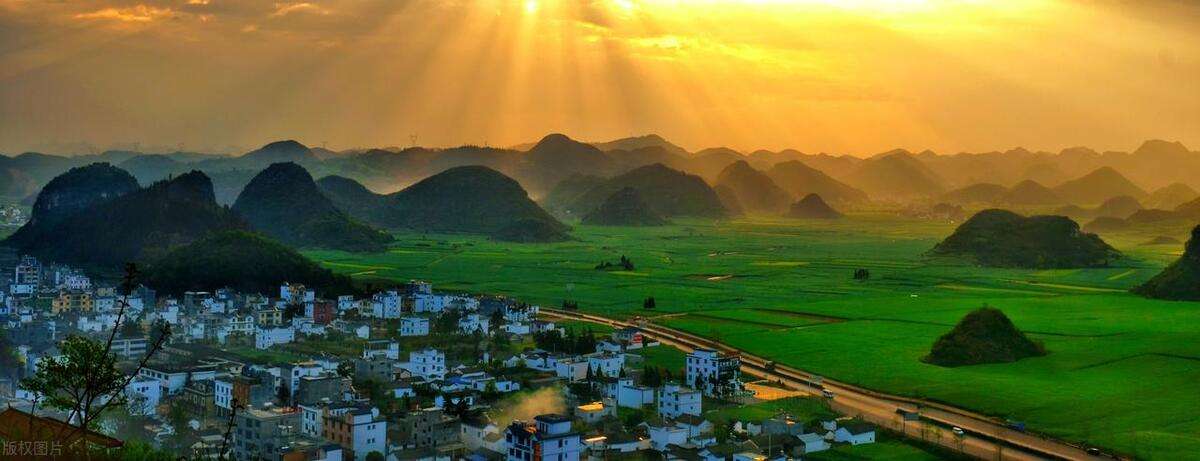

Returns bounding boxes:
[493,386,567,424]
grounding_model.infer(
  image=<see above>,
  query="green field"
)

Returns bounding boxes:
[305,215,1200,459]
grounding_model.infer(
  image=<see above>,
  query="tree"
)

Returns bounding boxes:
[366,452,385,461]
[642,365,662,387]
[643,297,656,310]
[149,318,172,345]
[282,303,304,322]
[0,330,19,380]
[434,310,463,334]
[337,361,355,379]
[18,263,171,449]
[277,383,292,407]
[619,255,635,270]
[489,307,505,335]
[119,316,144,338]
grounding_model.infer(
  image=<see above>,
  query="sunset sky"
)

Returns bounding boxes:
[0,0,1197,155]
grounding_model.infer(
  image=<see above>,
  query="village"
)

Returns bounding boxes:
[0,255,888,461]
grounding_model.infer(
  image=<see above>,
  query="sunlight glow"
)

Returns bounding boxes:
[1,0,1195,155]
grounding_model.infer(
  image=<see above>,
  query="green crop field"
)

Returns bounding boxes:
[305,214,1200,459]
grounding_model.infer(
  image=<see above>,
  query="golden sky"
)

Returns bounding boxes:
[0,0,1197,155]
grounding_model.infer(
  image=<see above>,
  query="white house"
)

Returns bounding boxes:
[411,293,448,313]
[458,314,490,335]
[587,353,625,378]
[834,423,876,445]
[338,408,387,461]
[686,348,742,397]
[125,377,162,416]
[503,322,531,336]
[392,380,416,398]
[657,383,701,419]
[404,348,446,380]
[255,326,295,349]
[645,422,689,451]
[506,414,581,461]
[371,291,402,319]
[555,359,589,382]
[504,304,538,322]
[139,364,217,395]
[461,419,501,452]
[76,313,119,333]
[214,377,233,412]
[604,378,654,408]
[362,340,400,361]
[400,317,430,337]
[798,433,831,453]
[93,296,117,313]
[337,295,357,312]
[280,283,315,306]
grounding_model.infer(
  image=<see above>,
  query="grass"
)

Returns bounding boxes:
[305,215,1200,460]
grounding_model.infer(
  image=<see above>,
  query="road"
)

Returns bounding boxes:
[542,307,1114,461]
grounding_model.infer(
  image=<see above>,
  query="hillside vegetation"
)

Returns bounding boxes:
[581,187,667,226]
[320,166,570,242]
[787,194,843,219]
[930,209,1119,268]
[925,307,1047,367]
[713,161,792,214]
[1133,225,1200,301]
[4,170,245,267]
[144,230,353,295]
[233,162,391,252]
[564,163,726,218]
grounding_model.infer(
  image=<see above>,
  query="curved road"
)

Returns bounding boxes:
[542,307,1115,461]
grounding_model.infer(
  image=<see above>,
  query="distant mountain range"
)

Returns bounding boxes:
[2,134,1197,223]
[546,163,727,219]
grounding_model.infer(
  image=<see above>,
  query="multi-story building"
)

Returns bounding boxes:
[394,407,459,450]
[400,317,430,337]
[111,336,148,360]
[587,353,625,378]
[124,376,162,416]
[657,383,702,419]
[362,340,400,361]
[256,308,284,327]
[323,407,387,461]
[255,326,295,350]
[296,374,351,406]
[214,373,274,416]
[280,362,326,402]
[59,272,91,291]
[139,362,218,395]
[371,291,402,319]
[51,290,93,314]
[11,256,40,297]
[280,283,315,306]
[458,314,490,335]
[505,414,582,461]
[406,348,446,380]
[685,348,742,397]
[231,406,302,461]
[179,380,218,428]
[310,300,336,324]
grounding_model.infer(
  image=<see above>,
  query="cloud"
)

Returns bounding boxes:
[270,2,331,18]
[73,4,176,22]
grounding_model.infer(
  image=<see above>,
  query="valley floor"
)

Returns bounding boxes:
[306,215,1200,460]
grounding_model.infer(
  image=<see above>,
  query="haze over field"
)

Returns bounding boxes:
[2,0,1199,155]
